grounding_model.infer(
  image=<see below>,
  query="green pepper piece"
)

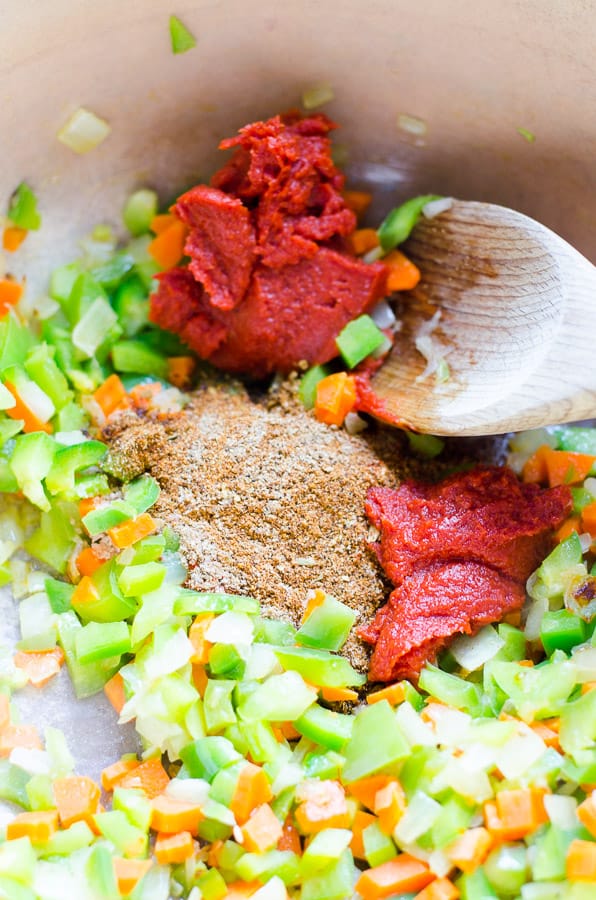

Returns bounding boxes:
[377,194,440,252]
[122,474,160,514]
[208,761,245,806]
[235,850,301,886]
[406,431,445,459]
[273,645,366,688]
[119,533,166,566]
[93,810,147,858]
[296,595,356,651]
[57,611,120,698]
[75,621,131,663]
[194,869,227,900]
[123,190,159,237]
[294,703,353,751]
[179,737,242,781]
[0,759,31,809]
[303,749,345,780]
[342,700,409,782]
[37,821,95,857]
[302,828,352,875]
[117,562,165,597]
[45,440,106,498]
[559,688,596,757]
[75,560,138,623]
[238,671,316,722]
[91,252,135,290]
[299,364,332,410]
[541,609,588,655]
[0,313,34,371]
[82,499,137,536]
[173,591,260,616]
[112,787,153,832]
[336,314,385,368]
[208,644,246,680]
[25,502,78,574]
[456,868,498,900]
[418,664,483,715]
[112,276,150,338]
[48,262,83,304]
[24,344,73,411]
[169,15,197,54]
[8,182,41,230]
[554,425,596,455]
[9,431,56,510]
[111,339,169,379]
[85,843,120,899]
[532,532,583,600]
[63,272,108,326]
[252,618,296,645]
[45,577,75,614]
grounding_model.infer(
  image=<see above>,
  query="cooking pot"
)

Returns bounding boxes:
[0,0,594,782]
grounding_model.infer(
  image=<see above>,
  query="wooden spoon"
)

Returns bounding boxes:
[369,200,596,436]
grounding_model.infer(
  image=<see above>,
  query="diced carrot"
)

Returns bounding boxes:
[342,190,372,218]
[0,695,10,733]
[2,226,28,252]
[53,775,101,828]
[577,793,596,838]
[0,279,24,316]
[366,683,406,706]
[294,780,350,834]
[104,671,127,715]
[148,219,188,270]
[347,228,380,256]
[118,756,170,799]
[192,663,208,697]
[355,854,435,899]
[529,720,561,750]
[241,802,283,853]
[446,827,493,873]
[223,883,261,900]
[351,810,377,859]
[79,497,100,518]
[486,789,547,842]
[101,758,140,792]
[278,816,302,854]
[154,830,195,864]
[521,445,549,484]
[414,878,459,900]
[108,513,157,549]
[151,794,203,835]
[113,857,153,896]
[581,500,596,537]
[543,447,596,487]
[582,682,596,695]
[93,374,129,418]
[314,372,357,427]
[347,775,394,811]
[0,724,42,756]
[6,810,59,843]
[13,647,64,687]
[556,515,581,543]
[302,589,327,623]
[320,686,359,703]
[167,356,196,389]
[384,249,421,292]
[277,721,301,741]
[4,381,53,433]
[501,609,522,627]
[129,381,162,411]
[374,780,406,834]
[188,614,215,664]
[566,838,596,881]
[150,213,177,235]
[231,762,273,824]
[71,574,100,608]
[75,545,105,577]
[518,659,535,668]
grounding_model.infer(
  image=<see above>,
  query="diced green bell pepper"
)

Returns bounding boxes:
[91,252,135,290]
[531,533,583,600]
[554,425,596,455]
[37,821,95,857]
[342,700,409,782]
[238,671,316,722]
[93,810,148,858]
[273,645,365,688]
[112,276,150,338]
[9,431,56,510]
[173,590,260,616]
[252,617,296,645]
[123,474,160,514]
[418,664,483,715]
[75,621,131,663]
[294,703,353,751]
[45,440,106,498]
[82,499,137,536]
[541,609,588,655]
[302,828,352,874]
[296,595,356,651]
[235,849,301,886]
[123,190,159,237]
[336,315,385,368]
[24,344,73,411]
[204,679,237,733]
[111,339,169,379]
[73,560,137,623]
[8,182,41,230]
[299,364,332,410]
[57,611,120,698]
[119,533,166,566]
[45,577,75,614]
[208,644,246,680]
[179,736,242,781]
[117,562,165,597]
[377,194,440,252]
[113,787,153,832]
[169,14,197,54]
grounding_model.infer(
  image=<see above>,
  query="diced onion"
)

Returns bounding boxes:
[584,477,596,498]
[0,383,16,410]
[496,725,546,779]
[251,877,290,900]
[302,84,335,110]
[206,611,254,645]
[370,300,397,330]
[143,629,193,681]
[166,778,210,806]
[523,596,548,640]
[57,107,111,154]
[422,197,453,219]
[397,113,427,137]
[55,430,88,446]
[72,296,118,358]
[450,626,505,672]
[394,791,441,844]
[362,246,384,264]
[544,793,578,830]
[571,646,596,682]
[344,412,368,435]
[371,334,393,359]
[579,532,593,553]
[17,380,55,423]
[395,701,436,747]
[9,747,51,776]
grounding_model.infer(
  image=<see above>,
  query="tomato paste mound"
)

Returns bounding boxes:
[359,465,572,682]
[150,113,387,378]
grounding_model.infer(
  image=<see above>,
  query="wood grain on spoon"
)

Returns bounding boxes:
[370,200,596,436]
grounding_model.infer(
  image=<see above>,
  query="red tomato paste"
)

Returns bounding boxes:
[359,466,572,682]
[150,113,387,378]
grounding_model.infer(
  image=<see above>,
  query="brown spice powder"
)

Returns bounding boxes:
[103,378,505,673]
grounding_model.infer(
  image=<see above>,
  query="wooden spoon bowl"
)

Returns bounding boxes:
[370,201,596,436]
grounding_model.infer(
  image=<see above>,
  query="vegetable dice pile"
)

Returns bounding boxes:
[1,185,596,899]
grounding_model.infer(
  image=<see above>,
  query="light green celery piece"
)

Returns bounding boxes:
[377,194,440,251]
[128,864,170,900]
[25,501,78,574]
[45,726,75,778]
[0,836,36,884]
[74,621,131,663]
[554,425,596,454]
[117,562,165,597]
[484,844,528,897]
[84,843,119,899]
[300,848,357,900]
[418,664,483,715]
[0,759,31,808]
[8,182,41,230]
[113,788,153,832]
[489,658,577,721]
[294,703,353,751]
[457,868,498,899]
[56,611,119,698]
[24,344,73,411]
[0,877,37,900]
[342,700,409,782]
[93,810,148,858]
[131,585,178,646]
[9,432,56,510]
[18,592,57,650]
[363,821,398,867]
[173,590,260,616]
[204,679,237,733]
[302,828,353,874]
[195,868,227,900]
[0,312,34,371]
[296,595,356,651]
[169,15,197,53]
[559,687,596,757]
[45,440,106,498]
[72,295,118,357]
[235,849,301,886]
[238,671,317,722]
[37,821,94,857]
[273,645,365,688]
[123,189,158,236]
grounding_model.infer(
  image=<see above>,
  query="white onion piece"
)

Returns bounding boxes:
[422,197,453,219]
[544,793,578,830]
[524,596,548,641]
[205,611,254,645]
[55,430,88,446]
[450,626,505,672]
[397,113,427,137]
[9,748,51,776]
[571,646,596,682]
[166,778,210,806]
[143,629,193,681]
[395,702,436,748]
[344,412,368,435]
[370,299,397,330]
[584,477,596,498]
[58,107,111,154]
[394,791,441,844]
[251,876,288,900]
[17,380,55,423]
[362,246,384,264]
[579,532,593,553]
[496,725,546,779]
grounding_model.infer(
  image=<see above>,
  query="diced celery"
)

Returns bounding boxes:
[559,687,596,756]
[63,272,108,325]
[494,623,527,662]
[117,562,165,597]
[56,611,119,698]
[113,276,150,337]
[208,762,244,806]
[49,262,83,304]
[240,720,281,764]
[302,828,352,874]
[0,759,31,808]
[56,399,90,432]
[300,848,356,900]
[484,844,528,897]
[342,700,409,782]
[336,315,385,368]
[173,590,260,616]
[418,664,483,715]
[84,843,119,898]
[120,533,166,566]
[0,313,34,371]
[531,825,573,882]
[37,821,94,857]
[294,703,353,750]
[0,836,36,883]
[208,644,246,680]
[394,790,441,844]
[406,431,445,458]
[296,595,356,651]
[377,194,440,251]
[554,425,596,454]
[253,617,296,646]
[489,658,577,721]
[532,533,583,599]
[457,868,498,899]
[113,787,153,832]
[169,14,197,53]
[126,236,160,289]
[299,364,332,410]
[82,499,137,536]
[73,560,138,623]
[303,749,345,780]
[18,591,57,650]
[45,440,106,498]
[25,774,54,811]
[123,474,160,514]
[111,339,169,379]
[272,645,365,688]
[8,182,41,230]
[93,810,148,857]
[179,736,242,781]
[123,190,159,237]
[204,679,237,733]
[9,431,56,511]
[91,251,135,289]
[195,868,227,900]
[25,501,78,573]
[0,420,23,447]
[45,577,75,614]
[238,671,316,722]
[363,821,398,867]
[235,849,301,886]
[72,295,119,358]
[429,793,475,848]
[75,620,131,663]
[24,344,73,411]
